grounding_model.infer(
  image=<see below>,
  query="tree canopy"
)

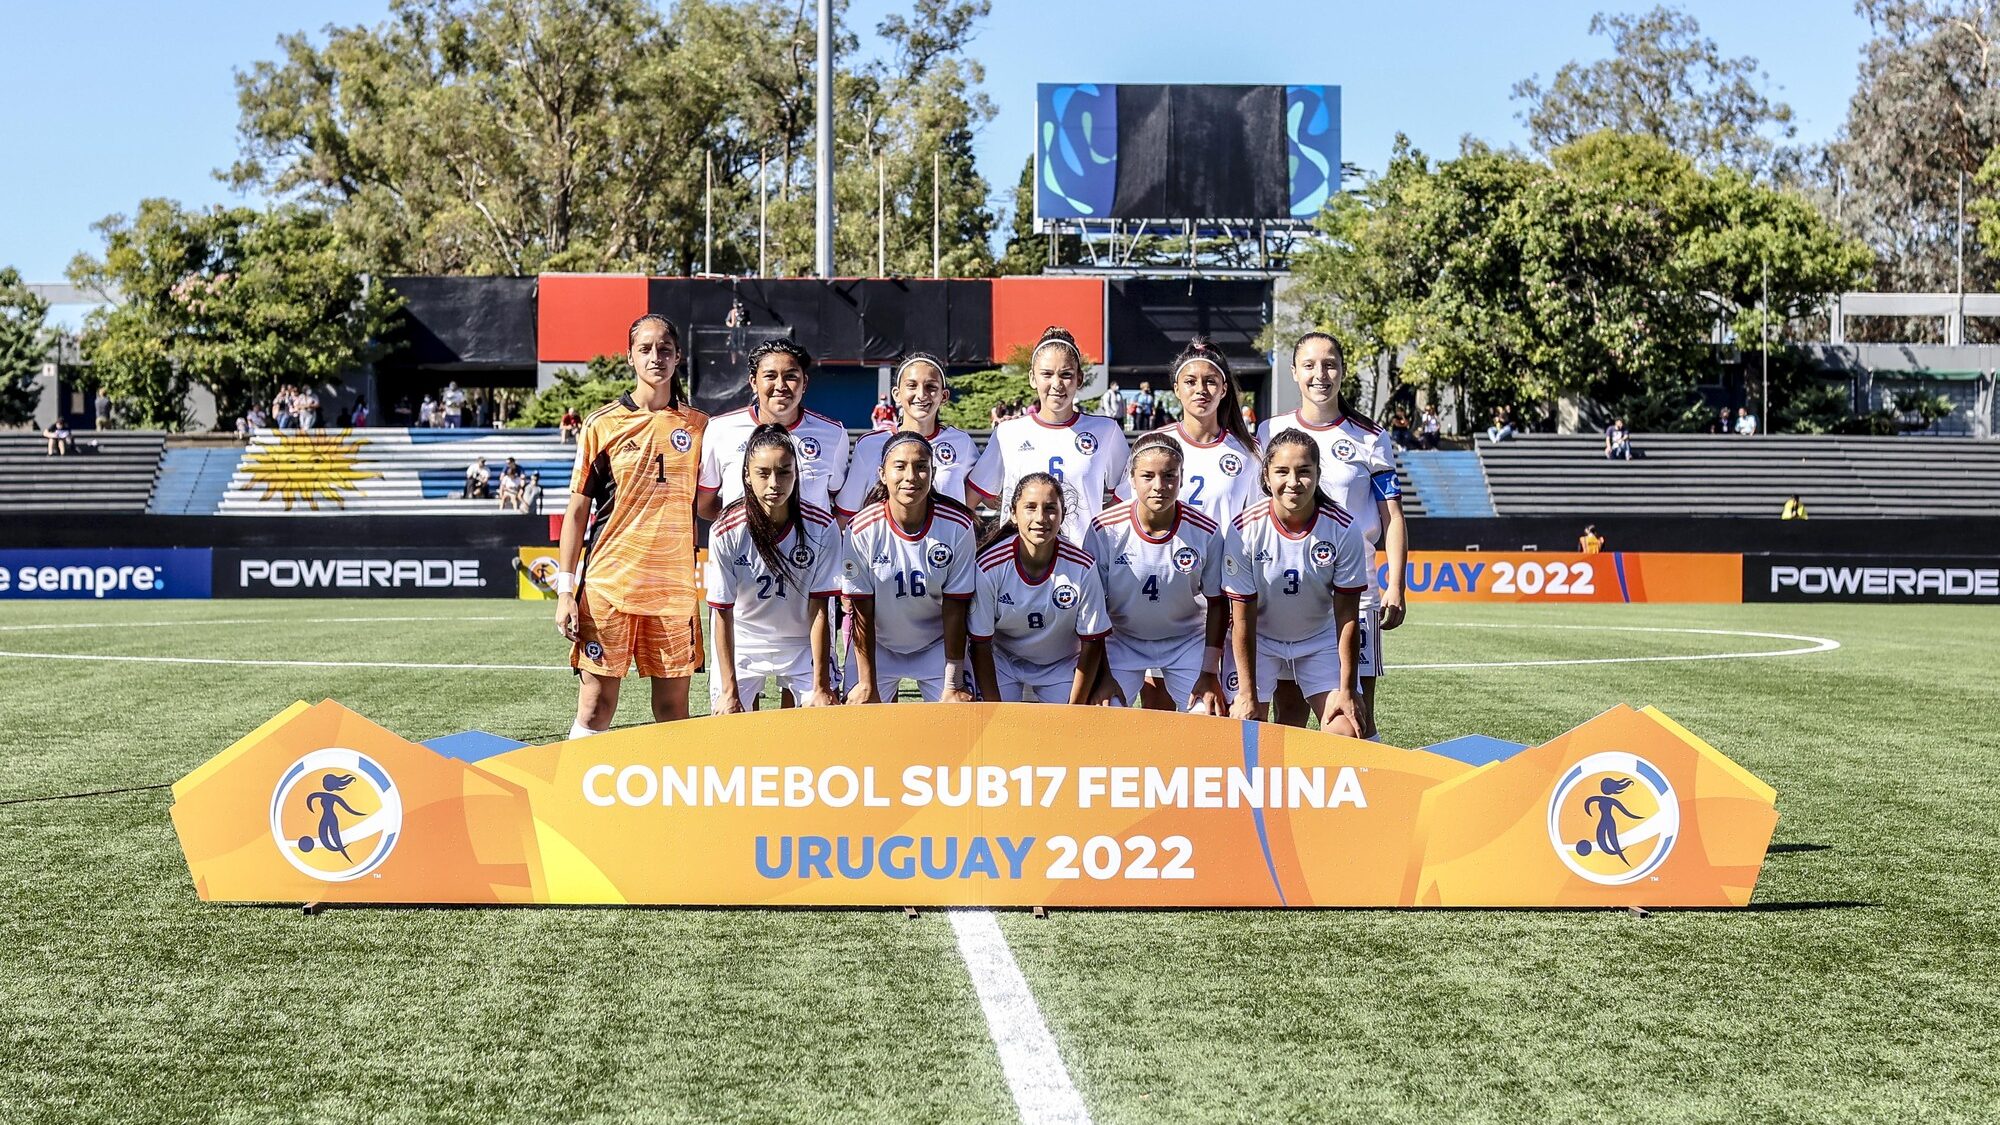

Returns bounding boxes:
[0,268,51,427]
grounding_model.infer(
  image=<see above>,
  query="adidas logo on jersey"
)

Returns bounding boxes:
[621,439,640,452]
[733,553,750,566]
[1255,549,1274,563]
[872,552,893,565]
[1114,552,1133,565]
[1017,440,1036,452]
[998,592,1015,605]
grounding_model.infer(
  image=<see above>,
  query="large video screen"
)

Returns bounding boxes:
[1035,83,1340,221]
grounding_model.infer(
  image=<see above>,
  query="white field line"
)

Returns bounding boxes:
[0,615,519,632]
[949,909,1092,1125]
[1392,623,1840,670]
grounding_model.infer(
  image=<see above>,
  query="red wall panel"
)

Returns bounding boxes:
[536,274,649,363]
[990,278,1106,365]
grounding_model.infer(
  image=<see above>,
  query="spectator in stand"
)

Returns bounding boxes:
[1486,405,1515,444]
[1390,407,1412,453]
[298,388,320,429]
[1579,524,1604,553]
[1101,380,1124,427]
[1419,405,1441,450]
[394,396,414,426]
[352,397,369,428]
[475,393,494,428]
[1131,382,1154,432]
[245,404,268,431]
[1716,406,1733,435]
[1604,417,1633,460]
[1735,409,1759,436]
[1161,385,1183,424]
[235,414,251,438]
[95,388,113,430]
[274,387,296,431]
[559,406,582,445]
[521,472,544,514]
[44,419,73,456]
[1240,393,1255,429]
[871,395,896,430]
[443,381,467,427]
[464,456,491,499]
[989,399,1006,428]
[1781,494,1809,520]
[418,394,438,428]
[497,457,525,509]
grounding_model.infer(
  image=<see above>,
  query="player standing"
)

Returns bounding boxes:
[842,432,981,703]
[555,314,708,737]
[1087,434,1228,713]
[966,326,1129,542]
[1115,336,1261,527]
[969,474,1110,703]
[697,339,851,519]
[1223,431,1368,736]
[705,423,843,714]
[1256,332,1408,738]
[837,352,978,522]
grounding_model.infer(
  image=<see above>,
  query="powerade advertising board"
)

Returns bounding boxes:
[213,549,516,599]
[1745,554,2000,603]
[0,549,213,600]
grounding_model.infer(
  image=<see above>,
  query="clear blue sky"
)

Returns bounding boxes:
[1,0,1873,296]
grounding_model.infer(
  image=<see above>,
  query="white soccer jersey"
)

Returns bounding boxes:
[840,501,978,656]
[836,425,979,518]
[1115,423,1262,527]
[1221,499,1370,644]
[704,502,843,654]
[969,535,1110,672]
[966,412,1130,543]
[699,406,852,512]
[1084,500,1223,643]
[1257,411,1400,605]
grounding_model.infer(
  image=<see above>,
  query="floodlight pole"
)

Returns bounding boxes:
[1761,257,1769,435]
[758,151,769,277]
[704,150,714,276]
[814,0,834,278]
[933,150,942,277]
[878,156,886,277]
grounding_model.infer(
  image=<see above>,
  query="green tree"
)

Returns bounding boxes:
[68,200,398,430]
[509,355,630,427]
[0,268,51,427]
[1513,6,1796,174]
[995,156,1043,275]
[939,346,1033,430]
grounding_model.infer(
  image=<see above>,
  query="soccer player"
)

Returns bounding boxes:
[966,326,1129,542]
[697,339,851,519]
[1223,431,1368,737]
[836,352,979,521]
[970,474,1110,703]
[1255,332,1408,738]
[841,431,981,703]
[1086,433,1228,713]
[554,314,708,738]
[705,423,843,714]
[1115,336,1262,527]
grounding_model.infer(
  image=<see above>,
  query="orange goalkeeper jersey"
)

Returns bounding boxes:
[571,394,709,617]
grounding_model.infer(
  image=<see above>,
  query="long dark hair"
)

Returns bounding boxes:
[728,422,806,578]
[981,472,1070,551]
[1260,429,1337,517]
[860,430,978,522]
[627,313,688,409]
[1171,335,1258,453]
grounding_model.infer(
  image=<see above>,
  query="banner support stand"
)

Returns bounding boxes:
[1032,906,1048,920]
[903,906,919,920]
[302,902,325,917]
[1626,906,1651,920]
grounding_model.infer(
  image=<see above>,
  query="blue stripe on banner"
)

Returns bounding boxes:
[1613,552,1631,602]
[1241,721,1289,906]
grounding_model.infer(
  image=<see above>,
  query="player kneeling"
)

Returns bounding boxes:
[706,423,842,713]
[1223,431,1367,736]
[969,474,1110,703]
[841,432,980,703]
[1085,433,1227,712]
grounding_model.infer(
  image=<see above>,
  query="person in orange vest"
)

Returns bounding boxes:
[1578,525,1604,554]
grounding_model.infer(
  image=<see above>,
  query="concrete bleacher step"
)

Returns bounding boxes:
[0,431,165,512]
[1400,452,1495,518]
[150,446,246,515]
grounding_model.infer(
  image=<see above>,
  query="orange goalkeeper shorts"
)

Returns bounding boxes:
[572,590,702,679]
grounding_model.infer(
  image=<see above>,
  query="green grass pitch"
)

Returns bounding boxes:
[1,599,1996,1122]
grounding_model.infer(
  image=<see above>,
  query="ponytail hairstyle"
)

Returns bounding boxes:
[730,422,805,579]
[1125,430,1186,482]
[892,351,949,428]
[1031,325,1084,370]
[860,430,979,524]
[627,313,688,409]
[1259,429,1335,517]
[981,471,1070,551]
[747,337,814,380]
[1171,335,1257,453]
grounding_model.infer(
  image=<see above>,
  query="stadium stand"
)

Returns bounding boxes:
[219,429,575,515]
[1478,433,2000,517]
[1398,451,1490,517]
[0,432,165,512]
[150,446,244,515]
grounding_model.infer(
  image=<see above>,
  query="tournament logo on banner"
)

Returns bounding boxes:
[271,748,403,882]
[1547,752,1679,886]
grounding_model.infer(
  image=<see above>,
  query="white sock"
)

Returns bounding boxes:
[569,720,605,740]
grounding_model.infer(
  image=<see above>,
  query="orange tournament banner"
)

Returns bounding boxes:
[171,703,1778,909]
[1384,551,1743,604]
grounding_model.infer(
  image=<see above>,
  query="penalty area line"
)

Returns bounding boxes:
[0,651,560,672]
[949,910,1092,1125]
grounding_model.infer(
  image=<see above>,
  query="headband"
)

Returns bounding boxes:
[1172,353,1226,383]
[882,430,933,458]
[895,355,944,383]
[1031,337,1083,367]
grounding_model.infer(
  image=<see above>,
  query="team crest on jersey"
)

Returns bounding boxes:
[1219,453,1244,476]
[1309,540,1337,569]
[272,748,402,883]
[790,543,814,568]
[1548,752,1680,886]
[1172,546,1199,573]
[1332,438,1357,461]
[798,435,821,459]
[1224,669,1240,693]
[1075,431,1099,455]
[670,428,693,453]
[935,441,957,464]
[1052,582,1079,609]
[583,640,604,661]
[927,542,953,569]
